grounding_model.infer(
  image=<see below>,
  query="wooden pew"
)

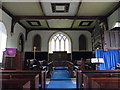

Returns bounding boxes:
[41,70,46,89]
[0,70,46,89]
[0,74,39,89]
[12,74,39,89]
[91,78,120,89]
[1,79,30,89]
[0,74,10,79]
[76,70,120,89]
[67,61,74,77]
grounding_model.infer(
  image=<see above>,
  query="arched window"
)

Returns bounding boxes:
[79,35,87,51]
[33,34,41,51]
[49,32,71,53]
[0,22,7,63]
[18,33,24,52]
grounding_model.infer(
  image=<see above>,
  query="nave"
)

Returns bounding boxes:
[0,1,120,90]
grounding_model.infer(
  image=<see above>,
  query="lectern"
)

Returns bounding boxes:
[91,58,104,70]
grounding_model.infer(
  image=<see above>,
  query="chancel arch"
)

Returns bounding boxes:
[0,22,7,63]
[33,34,41,51]
[49,32,71,53]
[79,34,87,51]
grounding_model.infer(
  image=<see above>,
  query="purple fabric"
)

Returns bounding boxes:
[5,48,16,57]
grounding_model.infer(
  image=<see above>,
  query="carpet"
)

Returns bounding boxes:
[46,69,76,89]
[51,70,70,80]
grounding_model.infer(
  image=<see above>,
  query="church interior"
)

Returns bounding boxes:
[0,0,120,89]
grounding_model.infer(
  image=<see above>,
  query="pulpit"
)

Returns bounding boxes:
[2,48,23,70]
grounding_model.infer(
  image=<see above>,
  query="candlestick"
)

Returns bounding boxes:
[33,46,36,59]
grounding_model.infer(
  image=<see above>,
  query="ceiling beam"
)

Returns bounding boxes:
[106,2,120,17]
[71,1,82,28]
[2,6,14,18]
[39,2,50,28]
[14,16,106,20]
[28,28,93,31]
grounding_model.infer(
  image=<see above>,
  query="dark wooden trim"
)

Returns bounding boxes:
[28,27,92,31]
[71,2,82,28]
[39,2,50,28]
[38,2,44,15]
[106,2,120,17]
[18,21,27,30]
[11,19,18,34]
[14,16,105,20]
[71,20,75,28]
[2,6,14,18]
[25,29,31,40]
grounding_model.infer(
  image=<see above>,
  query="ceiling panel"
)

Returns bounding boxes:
[72,19,96,28]
[77,2,118,16]
[47,19,73,28]
[20,19,48,28]
[41,2,79,16]
[2,2,44,16]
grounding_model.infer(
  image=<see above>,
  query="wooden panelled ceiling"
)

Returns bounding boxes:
[1,0,120,33]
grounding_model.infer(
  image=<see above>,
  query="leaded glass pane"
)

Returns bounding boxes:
[49,32,71,53]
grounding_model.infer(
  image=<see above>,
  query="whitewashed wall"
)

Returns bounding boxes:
[25,30,92,52]
[1,9,26,49]
[107,7,120,30]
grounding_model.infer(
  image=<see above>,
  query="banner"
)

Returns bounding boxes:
[5,48,16,57]
[95,49,120,70]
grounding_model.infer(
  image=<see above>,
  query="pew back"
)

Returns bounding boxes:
[91,78,120,89]
[0,70,46,89]
[77,70,120,89]
[1,79,30,89]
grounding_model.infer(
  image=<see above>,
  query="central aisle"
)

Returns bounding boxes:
[46,69,76,89]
